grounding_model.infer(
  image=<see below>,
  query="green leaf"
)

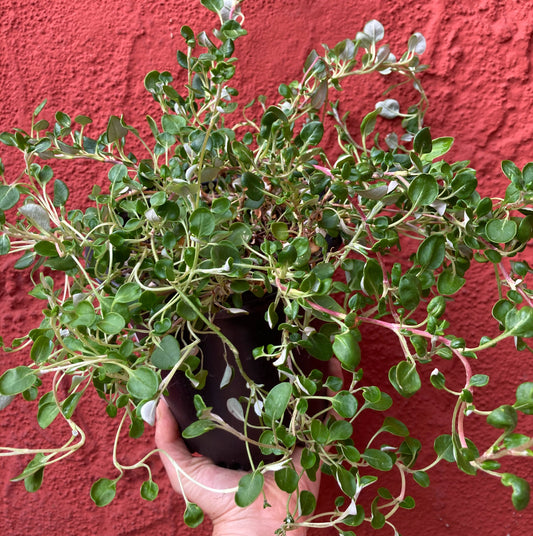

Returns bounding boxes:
[437,269,465,295]
[33,99,47,117]
[452,436,478,475]
[501,160,522,185]
[260,106,289,138]
[126,367,159,400]
[422,137,453,161]
[399,438,421,469]
[399,496,416,509]
[53,179,69,207]
[219,20,247,40]
[523,162,533,189]
[360,108,381,139]
[332,391,358,418]
[434,434,454,462]
[503,434,531,449]
[0,234,10,255]
[241,172,264,202]
[264,383,292,421]
[310,419,329,444]
[413,127,432,154]
[161,114,186,134]
[501,473,530,510]
[298,490,317,516]
[514,382,533,414]
[55,111,71,127]
[33,163,52,183]
[300,121,324,146]
[381,416,409,437]
[176,299,200,322]
[274,467,299,493]
[106,115,128,143]
[140,480,159,501]
[129,416,145,438]
[486,219,518,244]
[398,273,421,310]
[24,467,44,493]
[427,295,446,318]
[337,466,357,496]
[300,332,333,361]
[30,336,53,363]
[211,233,240,263]
[108,163,128,183]
[416,235,446,270]
[362,448,394,471]
[72,300,96,328]
[413,470,430,487]
[300,449,317,471]
[430,370,446,389]
[311,79,328,109]
[362,386,393,411]
[190,207,216,237]
[37,402,59,428]
[492,299,513,324]
[74,114,92,126]
[61,392,82,419]
[91,478,117,507]
[200,0,223,13]
[362,258,383,297]
[271,222,289,241]
[34,240,58,258]
[0,366,37,395]
[235,472,264,507]
[182,419,216,438]
[332,331,361,371]
[408,174,439,206]
[184,502,204,527]
[328,420,354,442]
[487,405,518,432]
[388,361,421,397]
[371,497,386,529]
[14,251,36,269]
[151,335,181,370]
[12,453,46,482]
[114,282,142,303]
[451,170,477,199]
[97,312,126,335]
[505,306,533,338]
[469,374,489,387]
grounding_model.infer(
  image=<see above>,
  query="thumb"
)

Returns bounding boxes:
[155,398,194,464]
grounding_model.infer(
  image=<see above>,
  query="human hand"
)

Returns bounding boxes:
[155,400,320,536]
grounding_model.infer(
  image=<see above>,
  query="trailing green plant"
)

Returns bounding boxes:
[0,0,532,533]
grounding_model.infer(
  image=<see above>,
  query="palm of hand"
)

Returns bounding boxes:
[155,400,319,536]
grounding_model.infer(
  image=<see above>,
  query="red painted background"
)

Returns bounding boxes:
[1,1,532,535]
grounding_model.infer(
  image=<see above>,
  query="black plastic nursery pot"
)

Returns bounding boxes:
[163,293,319,471]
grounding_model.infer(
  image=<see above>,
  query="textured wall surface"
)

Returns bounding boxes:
[0,1,532,535]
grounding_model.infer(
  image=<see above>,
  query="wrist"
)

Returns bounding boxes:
[212,522,307,536]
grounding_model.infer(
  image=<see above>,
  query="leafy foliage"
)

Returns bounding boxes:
[0,0,532,533]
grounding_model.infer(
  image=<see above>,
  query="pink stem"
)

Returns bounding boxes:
[360,317,471,448]
[275,279,473,448]
[498,261,533,307]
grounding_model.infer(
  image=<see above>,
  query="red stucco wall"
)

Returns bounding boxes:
[0,1,532,535]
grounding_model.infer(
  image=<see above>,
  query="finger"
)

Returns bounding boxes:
[155,398,180,447]
[155,399,197,468]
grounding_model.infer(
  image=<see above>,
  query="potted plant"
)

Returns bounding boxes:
[0,0,532,533]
